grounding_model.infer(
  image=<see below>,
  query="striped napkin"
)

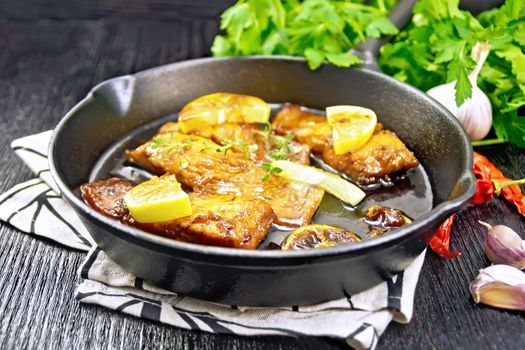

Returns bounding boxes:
[0,130,426,350]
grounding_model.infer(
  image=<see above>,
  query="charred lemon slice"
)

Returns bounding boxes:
[282,224,360,250]
[364,205,412,228]
[178,93,271,133]
[123,175,192,223]
[271,160,366,206]
[326,105,377,155]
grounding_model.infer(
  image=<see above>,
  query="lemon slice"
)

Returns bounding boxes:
[325,105,377,155]
[178,93,271,133]
[282,224,361,250]
[272,160,366,206]
[123,175,192,223]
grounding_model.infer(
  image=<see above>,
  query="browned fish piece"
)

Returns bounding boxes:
[80,177,275,249]
[168,122,310,165]
[126,132,253,188]
[158,122,180,134]
[272,104,419,184]
[139,191,275,249]
[259,173,324,228]
[322,130,420,184]
[294,123,332,153]
[158,121,310,164]
[271,103,326,135]
[126,131,324,228]
[80,177,133,219]
[196,167,325,228]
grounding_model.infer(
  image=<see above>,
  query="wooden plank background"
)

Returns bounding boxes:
[0,0,504,21]
[0,1,523,349]
[0,0,232,20]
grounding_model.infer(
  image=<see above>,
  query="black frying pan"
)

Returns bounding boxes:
[49,0,476,306]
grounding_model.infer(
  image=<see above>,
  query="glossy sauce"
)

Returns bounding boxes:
[89,104,433,249]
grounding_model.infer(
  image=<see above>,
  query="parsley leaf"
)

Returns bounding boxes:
[493,104,525,149]
[221,3,254,44]
[304,48,325,70]
[366,17,398,38]
[210,36,233,57]
[495,45,525,89]
[325,52,363,67]
[447,42,474,106]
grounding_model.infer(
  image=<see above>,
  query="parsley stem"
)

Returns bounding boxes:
[377,0,386,13]
[471,138,507,147]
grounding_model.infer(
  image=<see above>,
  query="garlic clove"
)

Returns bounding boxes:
[480,221,525,269]
[427,42,493,141]
[457,87,492,140]
[427,82,458,115]
[470,264,525,311]
[427,81,493,141]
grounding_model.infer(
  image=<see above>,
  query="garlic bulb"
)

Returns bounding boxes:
[470,264,525,312]
[480,221,525,269]
[427,42,492,140]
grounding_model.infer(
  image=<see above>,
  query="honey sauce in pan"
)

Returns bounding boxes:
[88,104,433,249]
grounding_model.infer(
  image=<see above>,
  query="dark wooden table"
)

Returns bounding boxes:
[1,1,524,349]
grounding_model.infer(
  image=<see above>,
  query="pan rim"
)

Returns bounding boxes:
[48,55,477,261]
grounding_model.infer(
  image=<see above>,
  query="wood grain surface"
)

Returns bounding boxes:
[0,5,524,350]
[0,0,233,21]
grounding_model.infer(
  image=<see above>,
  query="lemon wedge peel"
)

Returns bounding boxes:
[325,105,377,155]
[124,175,192,223]
[272,160,366,206]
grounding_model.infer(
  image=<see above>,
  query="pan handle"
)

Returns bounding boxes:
[350,0,417,71]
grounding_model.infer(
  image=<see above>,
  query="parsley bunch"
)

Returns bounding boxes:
[379,0,525,148]
[212,0,399,69]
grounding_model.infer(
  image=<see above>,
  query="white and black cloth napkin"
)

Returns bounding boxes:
[0,130,427,350]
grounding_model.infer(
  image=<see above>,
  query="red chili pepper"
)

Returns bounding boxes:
[501,184,525,216]
[430,153,524,259]
[473,152,503,179]
[472,152,525,215]
[429,214,460,259]
[471,179,495,205]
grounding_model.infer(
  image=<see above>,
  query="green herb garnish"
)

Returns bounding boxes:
[211,0,398,70]
[218,138,259,156]
[151,135,258,157]
[379,0,525,148]
[261,162,283,181]
[151,136,195,155]
[261,133,295,179]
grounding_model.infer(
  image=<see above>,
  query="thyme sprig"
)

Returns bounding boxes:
[262,121,272,137]
[221,138,259,157]
[150,136,193,155]
[261,132,295,181]
[272,134,294,158]
[151,129,296,182]
[151,135,258,157]
[261,162,283,181]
